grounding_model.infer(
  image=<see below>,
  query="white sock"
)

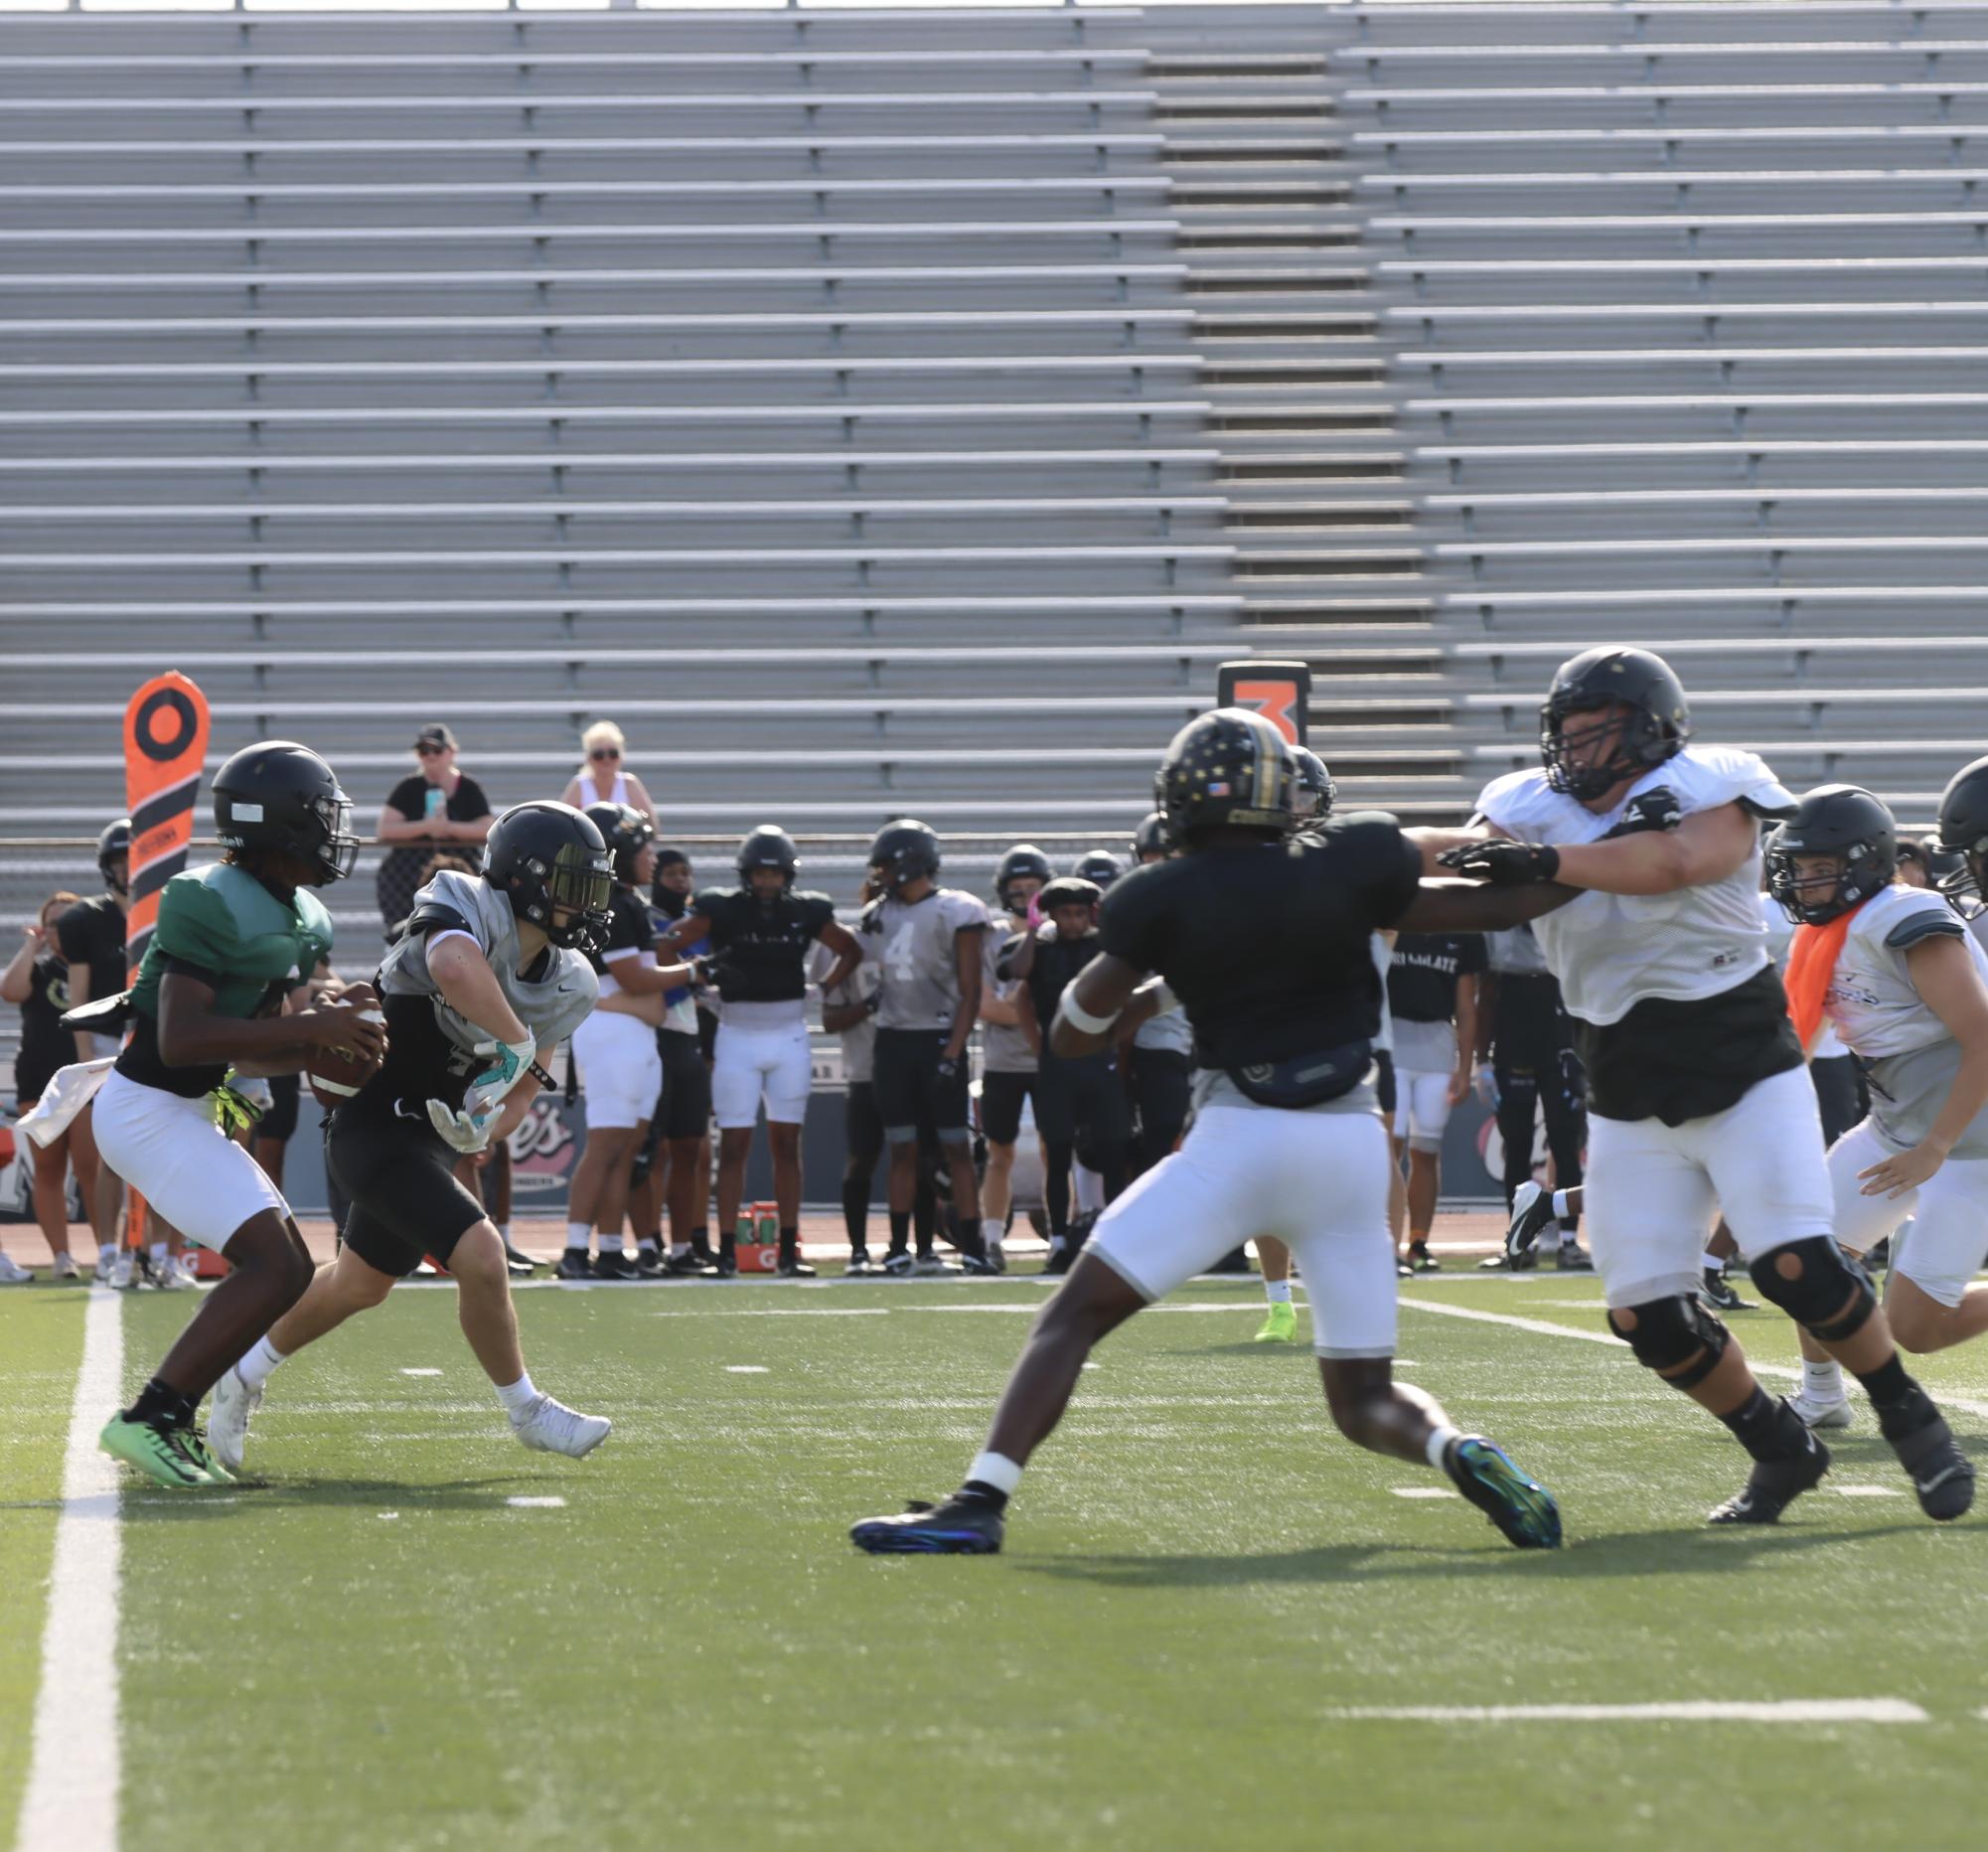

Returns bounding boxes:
[670,1242,690,1259]
[638,1237,659,1255]
[1803,1358,1845,1405]
[495,1372,538,1416]
[150,1241,168,1266]
[236,1334,288,1390]
[965,1450,1023,1496]
[564,1221,590,1252]
[1551,1189,1573,1220]
[1074,1163,1104,1215]
[1264,1280,1294,1306]
[495,1222,510,1240]
[1047,1234,1068,1254]
[1425,1422,1462,1472]
[1701,1250,1722,1273]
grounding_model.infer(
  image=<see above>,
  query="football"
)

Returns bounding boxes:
[305,980,386,1112]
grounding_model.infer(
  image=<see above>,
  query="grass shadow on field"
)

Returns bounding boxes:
[118,1474,544,1520]
[1020,1522,1926,1593]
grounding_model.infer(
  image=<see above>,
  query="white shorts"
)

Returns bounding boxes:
[1830,1119,1988,1310]
[1586,1063,1835,1309]
[89,1067,291,1252]
[1392,1068,1454,1153]
[1088,1104,1397,1358]
[711,1020,813,1129]
[571,1010,664,1132]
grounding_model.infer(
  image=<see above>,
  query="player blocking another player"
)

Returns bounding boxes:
[851,710,1567,1556]
[1440,648,1972,1524]
[210,802,616,1472]
[88,742,383,1489]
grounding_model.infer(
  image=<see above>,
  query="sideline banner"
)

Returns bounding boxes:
[1217,660,1311,747]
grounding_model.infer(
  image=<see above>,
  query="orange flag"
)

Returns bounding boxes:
[122,673,211,984]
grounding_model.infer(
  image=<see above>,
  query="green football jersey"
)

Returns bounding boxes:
[119,862,335,1098]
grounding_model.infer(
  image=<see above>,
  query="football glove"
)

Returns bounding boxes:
[462,1035,536,1123]
[1438,840,1562,885]
[427,1098,493,1155]
[1602,786,1684,840]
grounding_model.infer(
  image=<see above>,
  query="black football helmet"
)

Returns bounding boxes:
[1132,811,1169,861]
[1291,746,1336,823]
[1540,647,1692,802]
[868,819,942,893]
[1154,707,1296,848]
[1766,785,1899,925]
[994,844,1053,912]
[1936,754,1988,905]
[212,740,360,885]
[1071,849,1125,890]
[485,801,614,951]
[736,824,800,889]
[97,817,131,895]
[583,802,654,888]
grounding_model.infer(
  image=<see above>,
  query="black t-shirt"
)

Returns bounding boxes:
[376,773,491,922]
[588,887,657,977]
[14,954,75,1101]
[53,892,128,1003]
[1000,929,1104,1039]
[1576,964,1802,1128]
[1099,816,1423,1070]
[1387,932,1487,1025]
[693,886,836,1003]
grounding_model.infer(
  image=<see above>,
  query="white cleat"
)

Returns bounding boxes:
[155,1255,199,1292]
[208,1364,261,1474]
[511,1393,612,1459]
[52,1252,81,1282]
[93,1247,115,1284]
[0,1253,32,1285]
[1787,1392,1856,1431]
[110,1249,138,1291]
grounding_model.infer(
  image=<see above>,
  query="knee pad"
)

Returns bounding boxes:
[1606,1294,1730,1389]
[1749,1237,1877,1342]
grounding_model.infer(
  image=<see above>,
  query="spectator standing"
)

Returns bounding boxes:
[1387,931,1487,1275]
[561,720,658,825]
[375,724,494,928]
[2,890,90,1281]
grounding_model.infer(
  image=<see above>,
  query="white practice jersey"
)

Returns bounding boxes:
[860,886,988,1032]
[1474,744,1796,1027]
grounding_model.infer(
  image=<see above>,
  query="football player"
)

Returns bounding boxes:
[1438,648,1972,1523]
[657,826,859,1277]
[210,801,617,1473]
[979,846,1052,1269]
[1123,818,1192,1184]
[1766,787,1988,1419]
[1071,849,1125,890]
[857,821,995,1275]
[851,709,1569,1556]
[1935,754,1988,955]
[643,849,719,1275]
[1386,929,1486,1274]
[559,804,684,1280]
[86,743,382,1489]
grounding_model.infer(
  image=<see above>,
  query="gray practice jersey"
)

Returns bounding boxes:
[383,868,599,1057]
[861,886,988,1031]
[1134,997,1193,1054]
[982,910,1038,1074]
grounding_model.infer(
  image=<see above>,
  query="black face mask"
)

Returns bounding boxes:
[652,882,688,920]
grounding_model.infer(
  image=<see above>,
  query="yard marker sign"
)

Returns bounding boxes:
[1217,659,1310,747]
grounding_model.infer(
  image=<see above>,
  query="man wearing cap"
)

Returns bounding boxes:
[375,724,496,928]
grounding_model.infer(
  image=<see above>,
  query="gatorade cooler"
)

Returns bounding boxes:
[736,1201,781,1274]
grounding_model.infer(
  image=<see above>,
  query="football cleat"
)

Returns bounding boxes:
[1504,1181,1557,1262]
[776,1242,817,1279]
[632,1247,667,1279]
[851,1494,1004,1556]
[511,1394,612,1459]
[98,1415,216,1490]
[207,1364,262,1474]
[553,1251,594,1282]
[592,1251,645,1282]
[1254,1301,1299,1344]
[713,1237,739,1279]
[880,1249,914,1278]
[110,1249,138,1291]
[983,1241,1007,1276]
[0,1254,32,1286]
[663,1247,717,1279]
[177,1427,237,1486]
[913,1253,960,1277]
[52,1252,81,1282]
[1700,1269,1755,1312]
[1785,1392,1855,1431]
[1444,1437,1563,1550]
[1552,1242,1594,1274]
[844,1251,875,1277]
[1040,1243,1075,1277]
[1406,1243,1442,1274]
[155,1254,199,1292]
[1888,1405,1975,1522]
[1709,1422,1830,1525]
[502,1240,538,1276]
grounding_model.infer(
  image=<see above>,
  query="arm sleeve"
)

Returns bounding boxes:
[940,891,988,937]
[603,895,652,958]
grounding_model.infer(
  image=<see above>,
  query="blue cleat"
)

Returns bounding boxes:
[851,1495,1004,1556]
[1445,1436,1563,1550]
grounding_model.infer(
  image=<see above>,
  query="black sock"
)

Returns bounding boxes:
[779,1226,799,1252]
[950,1211,987,1260]
[1852,1350,1933,1438]
[841,1175,869,1250]
[128,1377,196,1431]
[1720,1385,1803,1462]
[958,1478,1009,1513]
[887,1209,911,1255]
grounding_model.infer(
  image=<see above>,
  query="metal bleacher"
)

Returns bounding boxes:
[1345,0,1988,823]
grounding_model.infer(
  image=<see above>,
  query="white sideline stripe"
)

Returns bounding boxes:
[724,1366,771,1375]
[18,1287,123,1852]
[1324,1701,1927,1726]
[1835,1485,1903,1498]
[400,1367,442,1377]
[1401,1294,1988,1423]
[641,1303,1251,1318]
[1391,1487,1459,1500]
[508,1496,567,1510]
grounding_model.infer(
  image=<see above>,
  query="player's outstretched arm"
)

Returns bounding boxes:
[425,933,531,1047]
[1405,825,1493,877]
[1394,880,1577,937]
[1549,801,1756,896]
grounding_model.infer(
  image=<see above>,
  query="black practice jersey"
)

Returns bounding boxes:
[999,929,1105,1039]
[1099,816,1422,1070]
[693,886,836,1003]
[587,888,656,977]
[53,892,128,1003]
[1387,932,1487,1025]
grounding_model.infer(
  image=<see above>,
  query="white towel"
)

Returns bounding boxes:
[17,1058,115,1148]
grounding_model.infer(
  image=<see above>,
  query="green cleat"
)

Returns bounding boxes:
[98,1414,218,1490]
[177,1427,238,1486]
[1254,1300,1299,1344]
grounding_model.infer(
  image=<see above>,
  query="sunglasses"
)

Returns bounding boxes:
[590,748,621,761]
[415,743,448,757]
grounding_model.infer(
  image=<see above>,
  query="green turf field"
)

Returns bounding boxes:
[12,1271,1988,1851]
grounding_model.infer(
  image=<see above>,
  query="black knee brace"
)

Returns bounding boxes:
[1607,1295,1730,1388]
[1748,1237,1877,1343]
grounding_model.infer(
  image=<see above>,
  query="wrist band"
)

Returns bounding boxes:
[1057,991,1123,1036]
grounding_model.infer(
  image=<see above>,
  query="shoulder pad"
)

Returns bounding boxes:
[1666,745,1797,822]
[1472,767,1559,837]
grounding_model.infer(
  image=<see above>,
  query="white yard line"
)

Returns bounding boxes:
[1324,1700,1927,1725]
[1400,1293,1988,1423]
[18,1287,123,1852]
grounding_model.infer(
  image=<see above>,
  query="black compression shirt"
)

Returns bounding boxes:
[693,886,836,1003]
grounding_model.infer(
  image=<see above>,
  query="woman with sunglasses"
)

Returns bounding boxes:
[560,720,657,825]
[376,722,496,928]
